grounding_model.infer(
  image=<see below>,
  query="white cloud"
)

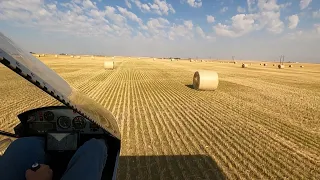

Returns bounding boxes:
[214,23,237,37]
[288,15,299,29]
[146,18,169,37]
[206,15,215,23]
[147,18,170,29]
[125,0,132,9]
[184,20,193,30]
[117,6,143,25]
[141,4,151,11]
[280,2,292,9]
[0,0,129,37]
[214,14,256,37]
[105,6,126,26]
[186,0,202,8]
[82,0,96,9]
[257,0,280,11]
[38,8,50,17]
[313,9,320,18]
[220,6,228,13]
[300,0,312,10]
[258,11,284,34]
[195,26,205,38]
[254,0,285,34]
[0,0,43,13]
[237,6,246,13]
[168,23,194,40]
[132,0,175,16]
[47,3,57,11]
[144,17,172,39]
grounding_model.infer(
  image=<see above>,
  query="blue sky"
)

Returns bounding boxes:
[0,0,320,62]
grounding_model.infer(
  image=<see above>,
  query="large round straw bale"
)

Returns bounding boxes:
[234,61,237,64]
[264,63,267,66]
[104,61,114,69]
[260,63,262,65]
[70,55,74,58]
[300,65,304,68]
[76,56,81,59]
[55,55,58,58]
[242,64,248,68]
[289,65,293,67]
[42,54,45,57]
[273,64,275,66]
[38,55,40,57]
[91,56,95,59]
[278,64,285,69]
[193,71,219,91]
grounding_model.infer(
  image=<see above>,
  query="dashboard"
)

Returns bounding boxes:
[14,106,120,180]
[19,106,103,135]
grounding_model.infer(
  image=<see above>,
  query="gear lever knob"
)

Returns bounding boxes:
[31,162,41,172]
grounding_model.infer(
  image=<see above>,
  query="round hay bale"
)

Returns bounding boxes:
[234,62,237,64]
[55,55,58,58]
[300,65,304,68]
[278,64,285,69]
[70,55,74,58]
[193,71,219,91]
[112,56,115,60]
[104,61,114,69]
[91,56,95,59]
[38,55,40,57]
[242,64,248,68]
[171,59,174,61]
[289,65,293,67]
[42,54,45,57]
[76,56,81,59]
[260,63,262,65]
[273,64,275,66]
[264,63,267,66]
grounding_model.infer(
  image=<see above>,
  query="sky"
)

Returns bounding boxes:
[0,0,320,62]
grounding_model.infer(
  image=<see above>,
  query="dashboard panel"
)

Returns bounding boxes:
[23,107,103,134]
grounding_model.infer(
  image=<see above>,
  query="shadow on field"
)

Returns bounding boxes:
[185,84,194,89]
[117,155,225,180]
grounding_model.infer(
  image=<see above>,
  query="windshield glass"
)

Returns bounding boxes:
[0,32,120,139]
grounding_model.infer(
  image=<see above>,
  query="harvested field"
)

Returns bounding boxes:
[0,55,319,179]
